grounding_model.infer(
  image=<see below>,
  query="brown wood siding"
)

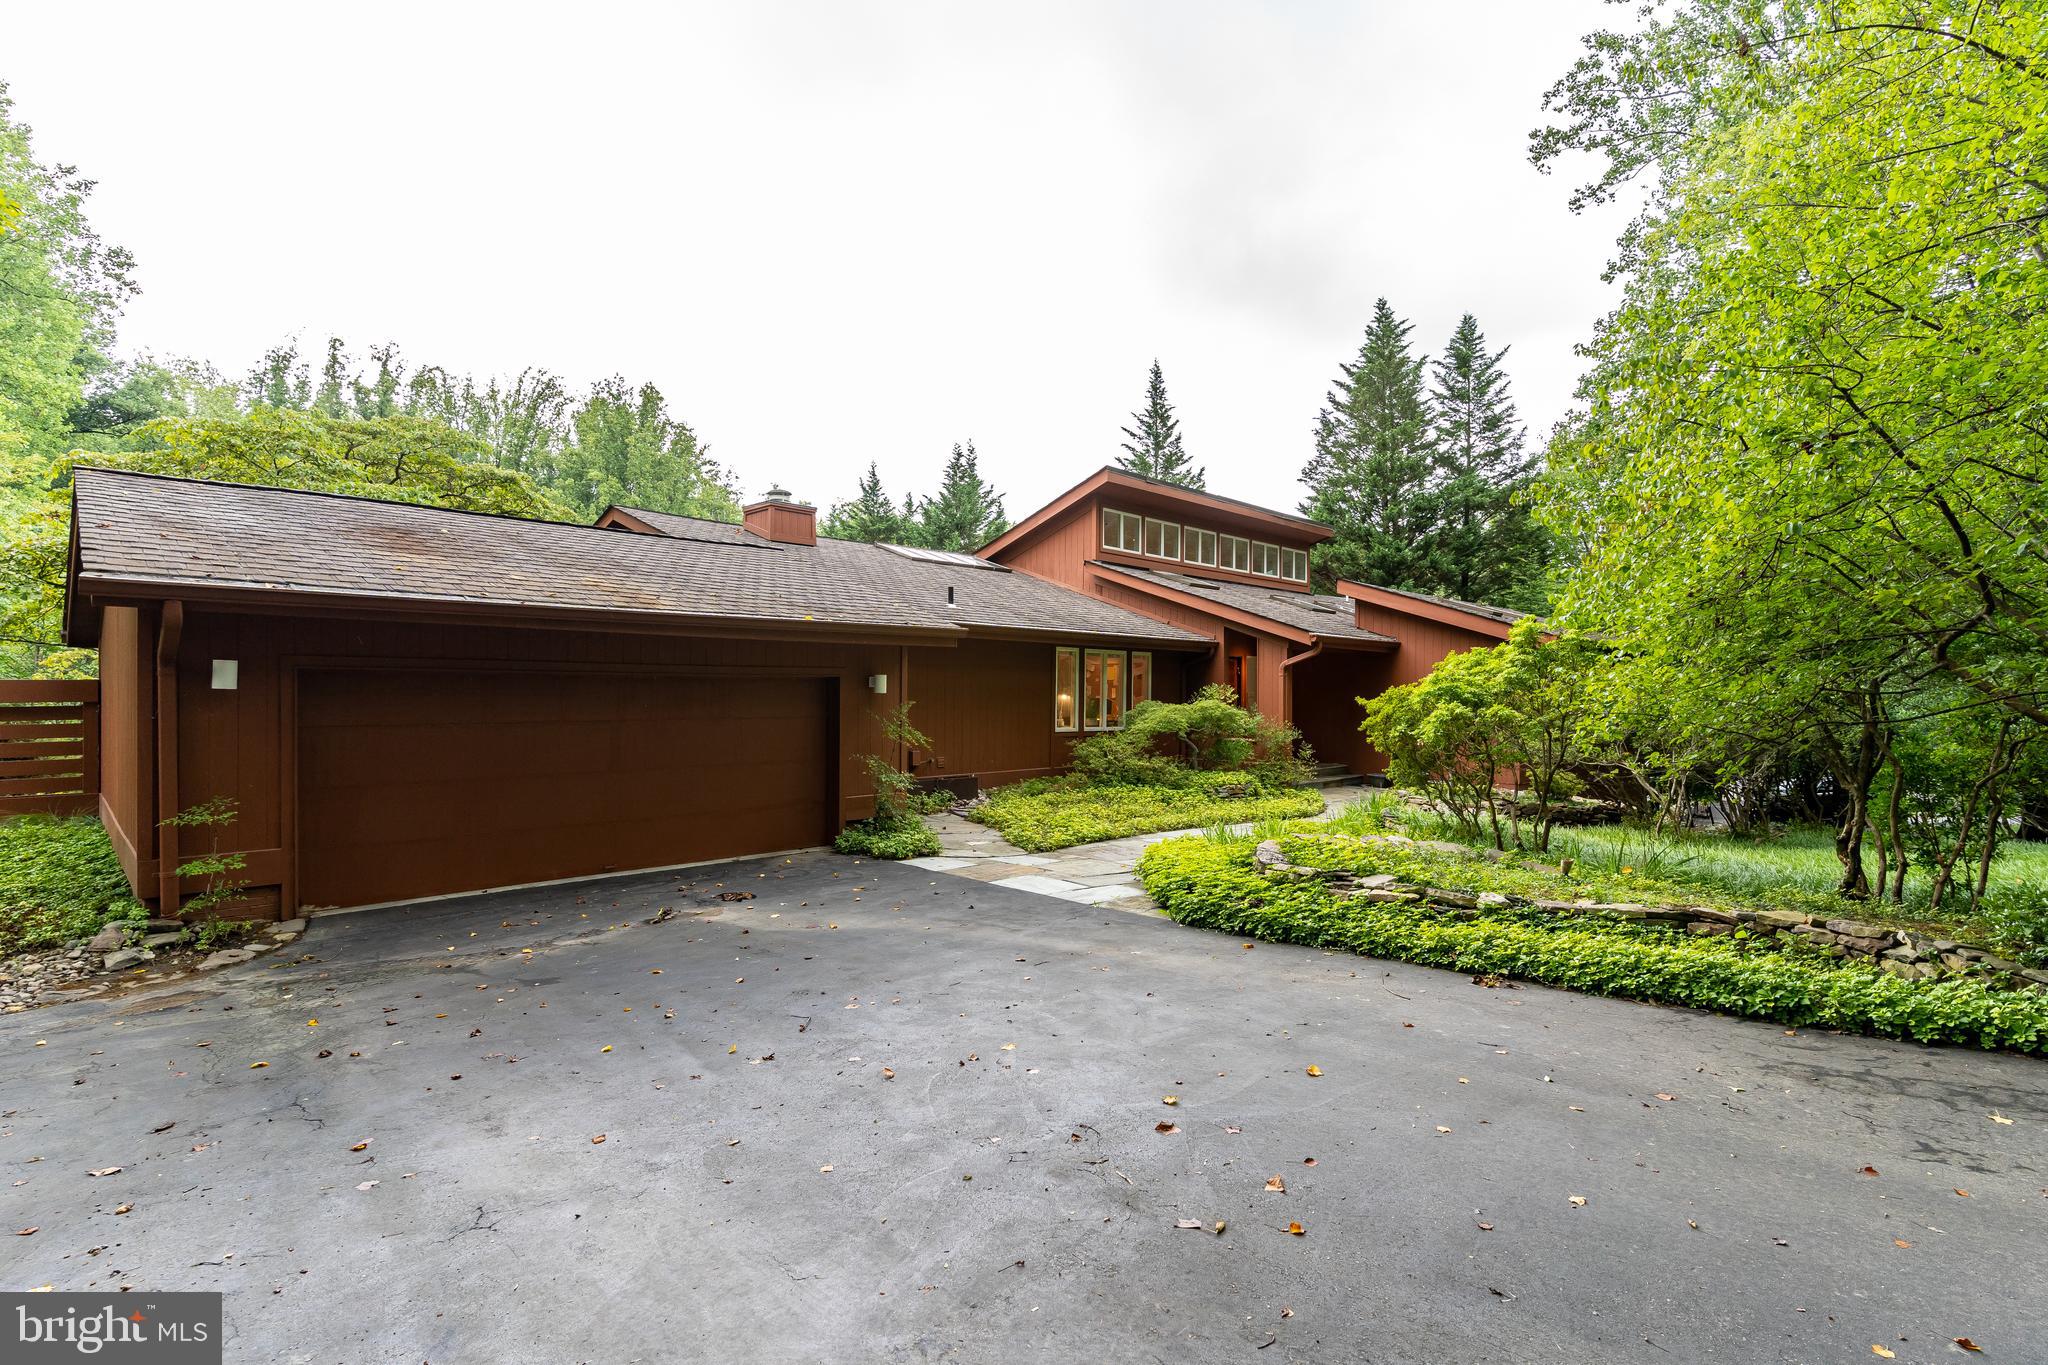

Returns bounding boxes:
[1289,652,1394,775]
[995,503,1095,590]
[297,668,832,908]
[1351,605,1500,688]
[109,608,1186,915]
[97,607,149,883]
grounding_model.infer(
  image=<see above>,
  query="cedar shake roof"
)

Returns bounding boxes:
[65,468,1206,648]
[1091,562,1397,646]
[610,506,1209,647]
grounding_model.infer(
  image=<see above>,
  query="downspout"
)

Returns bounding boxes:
[1280,641,1323,670]
[155,601,184,916]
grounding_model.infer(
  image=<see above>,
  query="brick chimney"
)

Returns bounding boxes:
[742,484,817,546]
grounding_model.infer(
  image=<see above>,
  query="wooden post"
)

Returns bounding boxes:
[155,601,183,916]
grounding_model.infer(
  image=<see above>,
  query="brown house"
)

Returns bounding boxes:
[62,463,1517,919]
[979,468,1521,777]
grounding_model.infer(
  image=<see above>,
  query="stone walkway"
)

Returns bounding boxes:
[904,783,1373,916]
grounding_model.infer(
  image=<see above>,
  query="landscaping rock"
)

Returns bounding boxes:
[1836,934,1889,956]
[1825,918,1890,941]
[1350,889,1421,904]
[1687,906,1740,925]
[198,947,258,970]
[1476,891,1510,909]
[1253,840,1287,868]
[144,917,184,933]
[271,918,308,936]
[142,931,186,951]
[1425,888,1480,909]
[1753,910,1813,931]
[1687,921,1733,936]
[102,948,154,971]
[87,925,127,953]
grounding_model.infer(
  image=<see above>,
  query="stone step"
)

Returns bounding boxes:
[1298,770,1358,789]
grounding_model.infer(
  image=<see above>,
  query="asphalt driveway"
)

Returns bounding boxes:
[3,851,2043,1364]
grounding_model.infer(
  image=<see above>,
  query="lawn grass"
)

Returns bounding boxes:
[0,816,143,956]
[1343,797,2048,966]
[969,775,1324,853]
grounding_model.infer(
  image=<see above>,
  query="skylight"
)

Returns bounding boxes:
[880,544,1009,572]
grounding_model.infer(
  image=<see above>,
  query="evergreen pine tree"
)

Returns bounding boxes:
[1117,360,1204,488]
[915,441,1008,552]
[822,462,915,542]
[1422,314,1550,606]
[1299,299,1438,590]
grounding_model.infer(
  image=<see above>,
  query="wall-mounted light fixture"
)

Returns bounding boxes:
[868,674,889,694]
[211,659,239,690]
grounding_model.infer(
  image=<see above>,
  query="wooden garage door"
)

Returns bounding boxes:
[298,668,833,908]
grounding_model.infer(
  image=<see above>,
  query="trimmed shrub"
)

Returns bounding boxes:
[0,816,144,955]
[1070,686,1312,790]
[971,773,1322,853]
[1135,835,2048,1054]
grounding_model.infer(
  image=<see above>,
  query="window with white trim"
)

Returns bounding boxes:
[1281,547,1309,582]
[1252,542,1282,577]
[1143,518,1181,560]
[1183,527,1217,567]
[1054,647,1079,732]
[1219,534,1250,573]
[1102,508,1143,554]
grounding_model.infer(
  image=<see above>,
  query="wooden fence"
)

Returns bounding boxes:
[0,679,99,818]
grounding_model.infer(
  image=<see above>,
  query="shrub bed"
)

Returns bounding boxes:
[971,773,1323,853]
[1136,834,2048,1054]
[0,816,143,956]
[834,814,942,861]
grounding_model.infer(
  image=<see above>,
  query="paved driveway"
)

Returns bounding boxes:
[3,851,2043,1363]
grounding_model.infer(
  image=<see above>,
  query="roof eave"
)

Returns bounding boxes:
[1335,580,1517,640]
[68,574,970,648]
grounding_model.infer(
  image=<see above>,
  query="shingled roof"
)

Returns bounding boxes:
[1088,562,1396,646]
[65,469,1207,648]
[608,506,1209,647]
[1353,581,1527,628]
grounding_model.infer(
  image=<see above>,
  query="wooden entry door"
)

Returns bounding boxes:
[297,668,833,908]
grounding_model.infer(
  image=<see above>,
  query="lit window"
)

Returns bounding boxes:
[1054,647,1079,732]
[1131,652,1151,706]
[1281,547,1309,582]
[1220,535,1250,573]
[1102,508,1143,554]
[1253,542,1282,577]
[1183,527,1217,567]
[1143,518,1181,560]
[1083,648,1129,730]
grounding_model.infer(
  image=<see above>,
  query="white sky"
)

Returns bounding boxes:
[8,0,1628,517]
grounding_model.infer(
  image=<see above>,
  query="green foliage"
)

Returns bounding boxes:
[162,796,248,919]
[557,375,741,522]
[835,703,944,859]
[971,772,1322,853]
[1302,298,1436,591]
[822,462,917,543]
[1070,685,1310,789]
[1426,315,1550,610]
[914,441,1008,552]
[1361,621,1593,851]
[189,917,250,952]
[1116,359,1203,489]
[833,814,942,860]
[1529,2,2048,891]
[1136,835,2048,1054]
[0,815,142,955]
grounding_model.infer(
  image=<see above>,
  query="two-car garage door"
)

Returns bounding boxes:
[297,668,833,909]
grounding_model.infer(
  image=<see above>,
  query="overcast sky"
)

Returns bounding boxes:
[9,1,1628,517]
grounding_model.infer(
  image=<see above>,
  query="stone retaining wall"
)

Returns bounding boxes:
[1251,837,2048,994]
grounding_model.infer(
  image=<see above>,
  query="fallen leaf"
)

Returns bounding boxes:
[112,1203,132,1215]
[1161,1096,1178,1106]
[1989,1113,2013,1126]
[1000,1043,1016,1051]
[1155,1122,1180,1135]
[1435,1126,1453,1135]
[306,1019,318,1027]
[1654,1093,1676,1102]
[600,1045,613,1054]
[819,1165,833,1174]
[1893,1238,1912,1249]
[1264,1175,1286,1193]
[249,1062,268,1070]
[1280,1307,1293,1319]
[1457,1077,1469,1084]
[1476,1221,1494,1231]
[14,1227,36,1236]
[1772,1237,1789,1247]
[356,1181,378,1192]
[881,1067,895,1080]
[1286,1222,1305,1236]
[1871,1347,1894,1359]
[1568,1196,1587,1208]
[87,1167,121,1177]
[1687,1220,1699,1230]
[1955,1188,1972,1197]
[150,1121,175,1134]
[1568,1105,1585,1112]
[1304,1065,1323,1078]
[1174,1219,1202,1230]
[591,1134,607,1145]
[1303,1157,1317,1166]
[1955,1338,1982,1352]
[349,1141,370,1152]
[1213,1221,1226,1235]
[1860,1166,1880,1177]
[1225,1125,1242,1135]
